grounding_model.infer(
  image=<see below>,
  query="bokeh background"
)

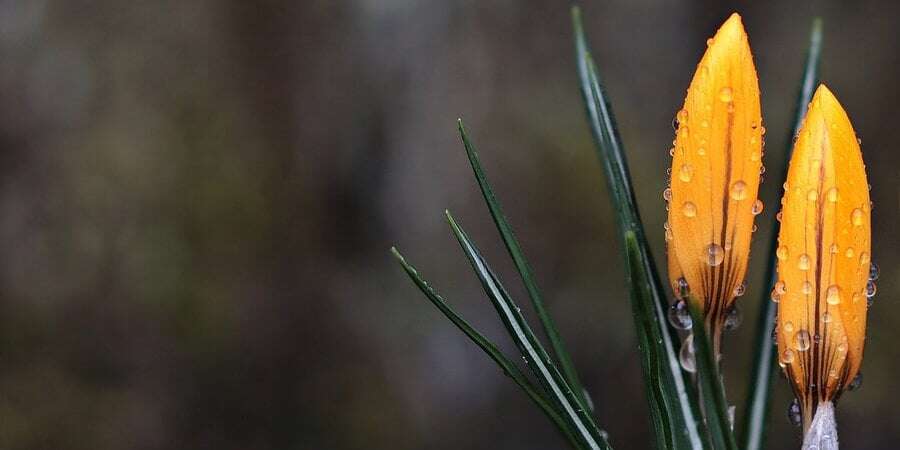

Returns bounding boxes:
[0,1,896,449]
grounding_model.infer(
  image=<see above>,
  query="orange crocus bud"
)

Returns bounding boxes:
[665,13,763,354]
[775,85,871,447]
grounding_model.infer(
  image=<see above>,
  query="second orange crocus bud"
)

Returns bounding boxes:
[775,85,872,447]
[665,13,764,356]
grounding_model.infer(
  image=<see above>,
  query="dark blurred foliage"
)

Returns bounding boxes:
[0,1,896,449]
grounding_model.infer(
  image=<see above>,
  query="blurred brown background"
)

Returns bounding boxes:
[0,1,895,449]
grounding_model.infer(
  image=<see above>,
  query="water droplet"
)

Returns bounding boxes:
[826,285,841,305]
[704,243,725,266]
[752,224,758,233]
[830,243,839,254]
[724,306,742,330]
[663,188,672,201]
[801,281,813,295]
[783,181,790,191]
[750,150,760,161]
[679,334,696,373]
[677,109,689,124]
[783,321,794,333]
[719,87,733,103]
[706,38,714,47]
[698,146,706,155]
[776,246,789,260]
[669,147,676,157]
[679,164,694,182]
[849,372,863,391]
[759,165,766,175]
[730,180,748,200]
[701,120,709,128]
[826,187,839,203]
[770,289,780,303]
[781,349,795,365]
[866,280,877,298]
[793,330,811,351]
[682,201,697,217]
[845,247,855,258]
[752,199,764,215]
[869,261,879,280]
[806,189,818,202]
[798,254,811,271]
[822,311,833,323]
[678,126,690,140]
[852,292,862,304]
[774,280,787,295]
[668,300,693,330]
[733,281,747,297]
[760,126,766,135]
[787,399,802,427]
[851,208,864,226]
[665,228,673,242]
[674,277,689,299]
[837,342,847,353]
[776,211,783,222]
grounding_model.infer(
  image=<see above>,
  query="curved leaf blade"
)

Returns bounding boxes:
[456,119,590,412]
[572,7,705,450]
[446,211,611,450]
[391,247,584,448]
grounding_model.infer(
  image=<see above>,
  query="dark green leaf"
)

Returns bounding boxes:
[687,301,738,450]
[391,247,584,448]
[456,119,590,412]
[739,18,823,450]
[572,7,705,450]
[445,211,611,450]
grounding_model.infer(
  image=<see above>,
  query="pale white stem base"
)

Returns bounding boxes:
[802,401,839,450]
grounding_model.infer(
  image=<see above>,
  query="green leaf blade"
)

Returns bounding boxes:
[739,18,823,450]
[391,247,584,448]
[687,300,738,450]
[456,119,590,412]
[445,212,611,450]
[572,7,705,450]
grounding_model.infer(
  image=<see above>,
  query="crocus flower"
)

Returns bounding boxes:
[775,85,871,449]
[665,13,764,357]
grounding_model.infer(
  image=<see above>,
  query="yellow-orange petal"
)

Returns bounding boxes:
[666,13,763,330]
[775,85,870,427]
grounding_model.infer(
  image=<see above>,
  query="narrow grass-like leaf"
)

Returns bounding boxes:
[446,211,611,450]
[687,300,739,450]
[739,18,823,450]
[456,119,591,411]
[391,247,585,448]
[573,7,705,450]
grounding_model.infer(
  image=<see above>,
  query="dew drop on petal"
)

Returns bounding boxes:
[801,281,812,295]
[663,188,672,201]
[826,187,839,203]
[679,164,694,182]
[866,280,877,298]
[752,199,764,215]
[806,189,818,202]
[676,109,689,124]
[869,261,879,280]
[774,280,787,295]
[724,306,742,331]
[787,399,802,427]
[851,208,864,226]
[719,87,733,102]
[826,285,841,305]
[776,211,783,222]
[822,312,833,323]
[733,281,747,297]
[783,321,794,333]
[830,243,839,255]
[776,246,789,260]
[668,300,693,330]
[682,201,697,217]
[704,243,725,266]
[781,349,795,365]
[798,254,811,271]
[793,330,811,351]
[849,373,863,391]
[845,247,855,258]
[730,180,748,200]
